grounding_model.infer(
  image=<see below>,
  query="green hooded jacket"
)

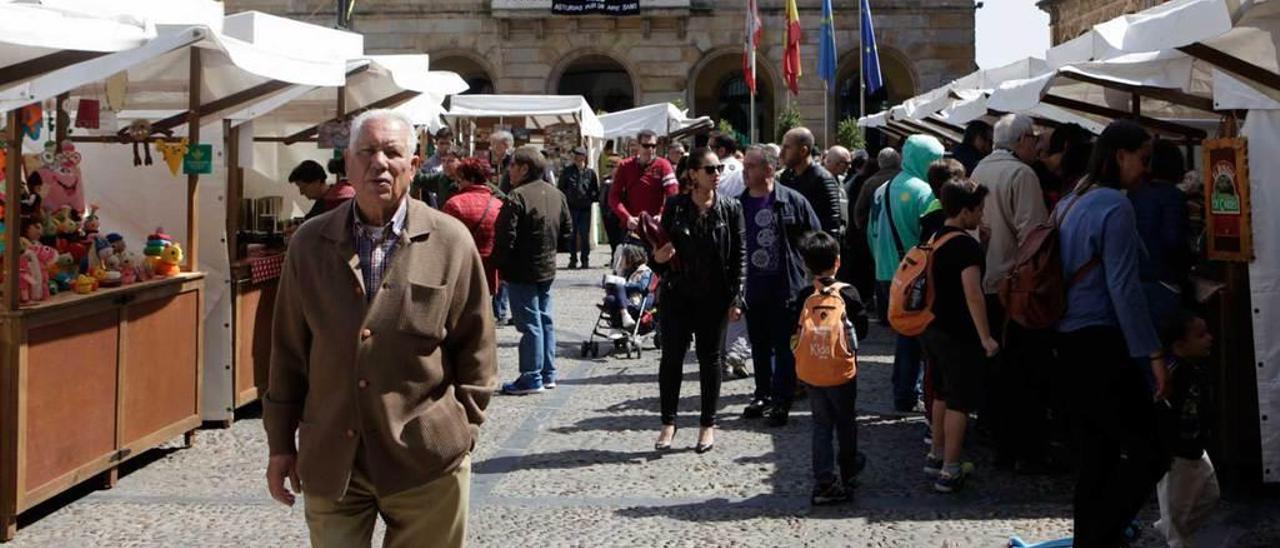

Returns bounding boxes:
[867,135,944,281]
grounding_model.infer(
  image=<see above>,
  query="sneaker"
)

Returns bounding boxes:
[742,398,770,419]
[568,259,579,269]
[725,356,751,379]
[811,482,849,506]
[933,464,973,493]
[542,376,557,389]
[765,405,790,427]
[923,454,944,477]
[581,258,590,269]
[501,375,545,395]
[620,310,636,329]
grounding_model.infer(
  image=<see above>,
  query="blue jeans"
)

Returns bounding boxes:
[569,207,592,263]
[493,281,510,321]
[508,281,556,381]
[810,379,860,484]
[879,281,922,411]
[746,298,796,406]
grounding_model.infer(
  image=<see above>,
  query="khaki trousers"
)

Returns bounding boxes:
[305,454,471,548]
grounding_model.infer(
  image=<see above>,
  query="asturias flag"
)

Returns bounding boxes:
[818,0,837,92]
[783,0,802,95]
[744,0,763,95]
[861,0,884,95]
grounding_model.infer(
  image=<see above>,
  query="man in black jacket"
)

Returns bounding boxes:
[779,127,843,238]
[739,145,822,427]
[495,145,573,395]
[558,147,599,269]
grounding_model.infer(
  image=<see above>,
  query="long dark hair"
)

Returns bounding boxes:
[1086,119,1149,190]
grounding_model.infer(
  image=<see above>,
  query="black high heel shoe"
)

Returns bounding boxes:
[655,425,677,451]
[695,427,715,454]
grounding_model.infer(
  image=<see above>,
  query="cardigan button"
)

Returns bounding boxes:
[344,429,356,438]
[357,379,369,389]
[360,329,372,340]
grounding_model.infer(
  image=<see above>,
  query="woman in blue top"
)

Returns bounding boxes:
[1055,120,1170,547]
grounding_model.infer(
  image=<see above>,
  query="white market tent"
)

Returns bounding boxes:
[859,0,1280,487]
[444,94,605,138]
[598,102,713,140]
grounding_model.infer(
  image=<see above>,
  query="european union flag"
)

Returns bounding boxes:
[861,0,883,95]
[818,0,837,92]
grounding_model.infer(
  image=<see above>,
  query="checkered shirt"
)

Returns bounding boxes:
[352,198,408,302]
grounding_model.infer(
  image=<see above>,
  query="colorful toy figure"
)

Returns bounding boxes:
[31,244,58,296]
[154,243,183,277]
[72,274,98,294]
[106,233,126,255]
[97,255,123,288]
[81,204,101,240]
[119,251,142,285]
[51,253,77,291]
[18,248,43,303]
[38,142,85,214]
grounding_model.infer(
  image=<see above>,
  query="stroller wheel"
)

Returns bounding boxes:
[580,341,590,358]
[589,342,600,357]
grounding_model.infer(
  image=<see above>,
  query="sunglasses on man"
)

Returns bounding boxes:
[640,142,658,149]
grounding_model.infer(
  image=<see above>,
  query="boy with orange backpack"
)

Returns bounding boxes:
[793,231,869,505]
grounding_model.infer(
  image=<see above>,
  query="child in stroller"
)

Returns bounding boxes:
[603,243,654,329]
[582,243,658,358]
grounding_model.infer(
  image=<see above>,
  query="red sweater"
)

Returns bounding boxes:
[608,156,678,228]
[442,185,503,293]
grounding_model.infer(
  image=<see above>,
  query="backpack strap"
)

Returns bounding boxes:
[882,179,907,258]
[467,195,500,242]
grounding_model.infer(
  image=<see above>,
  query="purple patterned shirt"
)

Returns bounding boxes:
[352,197,408,302]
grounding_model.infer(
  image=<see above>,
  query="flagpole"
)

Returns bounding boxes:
[750,49,757,144]
[858,0,866,141]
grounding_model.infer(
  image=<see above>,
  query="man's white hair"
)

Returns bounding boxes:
[490,129,514,146]
[877,147,901,169]
[349,109,418,152]
[992,114,1035,150]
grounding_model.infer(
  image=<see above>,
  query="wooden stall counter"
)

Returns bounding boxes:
[0,273,205,540]
[228,254,283,414]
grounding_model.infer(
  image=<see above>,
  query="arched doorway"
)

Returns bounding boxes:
[833,48,916,123]
[691,49,776,144]
[554,54,635,113]
[432,53,495,95]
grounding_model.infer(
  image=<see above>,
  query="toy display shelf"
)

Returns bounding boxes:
[0,273,205,540]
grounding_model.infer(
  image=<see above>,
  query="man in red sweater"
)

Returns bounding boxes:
[607,129,678,233]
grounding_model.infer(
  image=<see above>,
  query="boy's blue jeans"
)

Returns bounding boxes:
[809,378,860,485]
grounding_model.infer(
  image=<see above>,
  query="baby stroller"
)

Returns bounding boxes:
[581,271,660,359]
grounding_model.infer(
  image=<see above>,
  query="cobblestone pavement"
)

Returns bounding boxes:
[9,249,1280,547]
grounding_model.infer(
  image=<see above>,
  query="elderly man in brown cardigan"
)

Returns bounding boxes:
[264,109,497,548]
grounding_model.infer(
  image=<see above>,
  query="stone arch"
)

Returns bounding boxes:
[688,46,781,143]
[547,49,639,113]
[431,49,496,95]
[831,44,918,125]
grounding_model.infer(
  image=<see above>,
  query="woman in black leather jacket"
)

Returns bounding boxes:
[651,147,746,454]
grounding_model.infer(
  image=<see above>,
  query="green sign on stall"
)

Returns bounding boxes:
[183,143,213,175]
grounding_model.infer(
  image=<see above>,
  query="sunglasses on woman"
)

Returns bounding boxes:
[699,164,726,175]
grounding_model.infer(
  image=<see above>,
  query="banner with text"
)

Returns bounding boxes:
[552,1,639,15]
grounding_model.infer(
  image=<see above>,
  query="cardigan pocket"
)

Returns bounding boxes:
[396,282,449,347]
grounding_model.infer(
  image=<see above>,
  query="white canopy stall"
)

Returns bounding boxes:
[598,102,713,140]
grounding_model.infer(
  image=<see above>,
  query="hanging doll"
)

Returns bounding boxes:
[119,119,173,166]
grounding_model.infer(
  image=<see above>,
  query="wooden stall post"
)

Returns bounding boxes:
[1,110,22,541]
[185,49,202,271]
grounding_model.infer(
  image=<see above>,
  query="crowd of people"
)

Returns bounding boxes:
[268,109,1218,547]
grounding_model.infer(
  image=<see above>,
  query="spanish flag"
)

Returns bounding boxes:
[783,0,802,95]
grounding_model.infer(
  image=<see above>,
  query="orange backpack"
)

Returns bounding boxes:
[887,231,964,337]
[793,282,858,387]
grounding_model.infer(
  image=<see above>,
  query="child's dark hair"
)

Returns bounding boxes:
[799,231,840,274]
[939,177,989,217]
[1159,309,1201,350]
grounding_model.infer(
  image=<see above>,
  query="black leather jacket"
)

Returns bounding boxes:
[653,192,746,309]
[780,162,844,237]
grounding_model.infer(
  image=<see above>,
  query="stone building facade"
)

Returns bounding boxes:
[226,0,975,144]
[1038,0,1167,45]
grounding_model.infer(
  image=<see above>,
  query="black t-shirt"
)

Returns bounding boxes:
[929,226,984,343]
